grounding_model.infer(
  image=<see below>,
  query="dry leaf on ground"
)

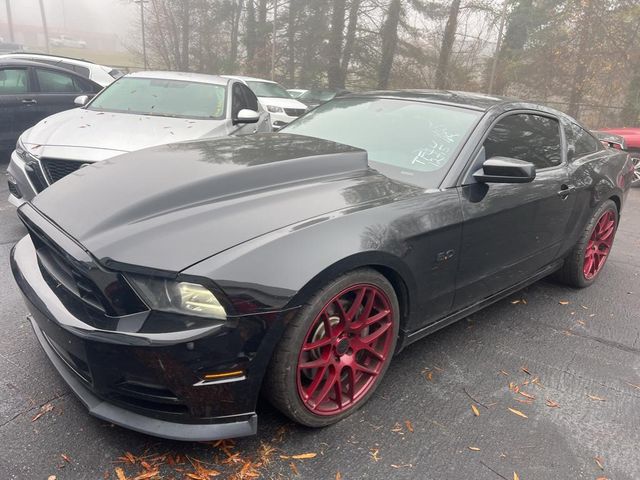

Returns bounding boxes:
[545,399,560,408]
[31,403,54,422]
[595,456,605,470]
[514,472,520,480]
[290,453,317,460]
[559,300,570,305]
[468,447,480,451]
[115,467,127,480]
[405,420,414,432]
[508,407,528,418]
[289,462,299,476]
[471,404,480,416]
[587,394,606,402]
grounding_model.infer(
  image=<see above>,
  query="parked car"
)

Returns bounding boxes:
[10,91,634,441]
[224,75,308,129]
[592,130,626,150]
[6,71,271,206]
[287,88,308,98]
[50,35,87,49]
[298,88,350,109]
[0,53,123,87]
[0,59,101,154]
[0,41,25,54]
[597,127,640,186]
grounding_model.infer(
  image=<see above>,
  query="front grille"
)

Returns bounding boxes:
[41,158,88,184]
[284,108,305,117]
[21,214,148,321]
[8,180,22,198]
[25,161,48,192]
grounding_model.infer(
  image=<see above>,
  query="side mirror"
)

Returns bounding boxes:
[473,157,536,184]
[233,108,260,125]
[74,95,89,106]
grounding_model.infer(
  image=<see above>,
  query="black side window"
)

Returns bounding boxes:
[35,68,83,93]
[238,83,259,111]
[0,68,29,94]
[232,83,246,118]
[565,122,601,158]
[484,113,562,169]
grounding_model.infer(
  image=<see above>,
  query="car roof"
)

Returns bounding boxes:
[0,58,96,75]
[126,70,228,85]
[222,75,277,84]
[345,89,572,118]
[0,52,98,66]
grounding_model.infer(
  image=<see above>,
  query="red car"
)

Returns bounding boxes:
[598,127,640,186]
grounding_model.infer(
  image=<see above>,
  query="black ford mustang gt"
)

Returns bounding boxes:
[10,91,634,441]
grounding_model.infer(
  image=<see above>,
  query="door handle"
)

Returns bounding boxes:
[21,98,37,105]
[557,184,576,198]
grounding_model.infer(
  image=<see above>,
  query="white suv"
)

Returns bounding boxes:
[223,75,307,129]
[0,53,122,86]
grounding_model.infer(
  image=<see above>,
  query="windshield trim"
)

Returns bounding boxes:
[86,76,228,120]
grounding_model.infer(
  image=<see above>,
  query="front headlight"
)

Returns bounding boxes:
[15,137,28,159]
[267,105,283,113]
[127,275,227,320]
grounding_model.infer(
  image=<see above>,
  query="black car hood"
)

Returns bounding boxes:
[32,133,410,272]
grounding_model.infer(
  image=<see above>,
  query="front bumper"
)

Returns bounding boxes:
[10,233,289,441]
[7,150,39,206]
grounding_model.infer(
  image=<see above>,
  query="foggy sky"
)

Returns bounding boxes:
[1,0,135,38]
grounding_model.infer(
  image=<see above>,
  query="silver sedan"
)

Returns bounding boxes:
[6,71,271,206]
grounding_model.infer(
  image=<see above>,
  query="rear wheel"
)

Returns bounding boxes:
[631,154,640,187]
[556,200,618,288]
[264,269,398,427]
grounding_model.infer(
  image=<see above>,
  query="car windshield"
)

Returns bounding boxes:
[282,97,481,187]
[300,90,337,103]
[246,81,291,98]
[87,77,226,119]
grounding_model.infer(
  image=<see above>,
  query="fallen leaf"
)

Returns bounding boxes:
[47,476,57,480]
[587,394,606,402]
[514,473,520,480]
[336,472,342,480]
[595,456,605,470]
[508,407,528,418]
[291,453,317,460]
[515,397,534,404]
[390,464,413,468]
[499,370,509,376]
[31,403,54,422]
[559,300,569,305]
[405,420,414,432]
[521,367,531,375]
[545,399,560,408]
[425,371,433,381]
[119,452,137,465]
[511,299,521,304]
[580,305,588,309]
[133,471,160,480]
[595,477,609,480]
[115,467,127,480]
[468,446,480,451]
[61,454,71,463]
[370,448,380,462]
[626,382,640,390]
[519,391,535,400]
[471,404,480,417]
[289,462,299,476]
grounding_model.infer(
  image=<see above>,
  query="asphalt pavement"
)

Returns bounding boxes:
[0,168,638,480]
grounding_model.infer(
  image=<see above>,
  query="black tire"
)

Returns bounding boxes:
[263,268,399,427]
[556,199,618,288]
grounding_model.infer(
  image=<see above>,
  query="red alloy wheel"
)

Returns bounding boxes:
[296,284,394,416]
[583,209,616,280]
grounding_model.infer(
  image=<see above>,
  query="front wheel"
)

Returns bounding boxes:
[631,155,640,187]
[556,200,618,288]
[264,269,399,427]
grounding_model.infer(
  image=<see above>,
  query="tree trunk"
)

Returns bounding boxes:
[567,0,594,119]
[180,0,190,70]
[340,0,361,87]
[327,0,346,89]
[434,0,461,89]
[245,0,257,68]
[287,0,296,84]
[621,58,640,125]
[377,0,402,89]
[230,0,244,72]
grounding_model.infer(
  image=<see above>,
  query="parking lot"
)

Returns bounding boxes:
[0,161,638,479]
